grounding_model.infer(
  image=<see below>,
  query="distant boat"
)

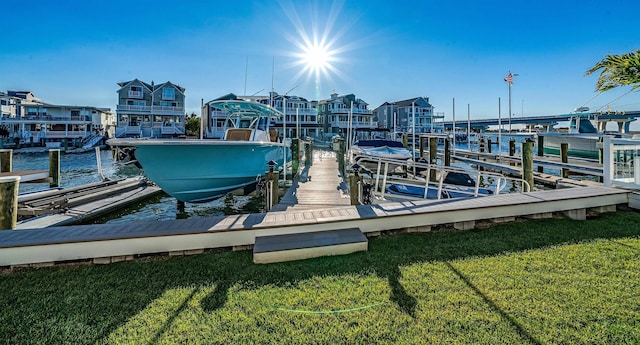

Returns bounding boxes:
[107,100,288,203]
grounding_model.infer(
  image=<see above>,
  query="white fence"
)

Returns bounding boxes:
[603,136,640,189]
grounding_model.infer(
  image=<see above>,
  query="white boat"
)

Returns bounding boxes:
[107,100,288,203]
[349,139,413,173]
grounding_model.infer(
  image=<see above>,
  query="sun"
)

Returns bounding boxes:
[301,43,332,73]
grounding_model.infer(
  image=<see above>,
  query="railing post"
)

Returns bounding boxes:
[0,176,20,230]
[602,136,613,187]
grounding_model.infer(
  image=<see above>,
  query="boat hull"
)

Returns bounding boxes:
[541,134,600,159]
[124,140,286,203]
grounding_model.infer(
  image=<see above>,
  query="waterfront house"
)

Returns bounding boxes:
[115,79,186,138]
[317,92,375,138]
[0,90,114,148]
[259,92,320,139]
[373,97,444,134]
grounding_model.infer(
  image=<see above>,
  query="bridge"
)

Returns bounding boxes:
[443,110,640,133]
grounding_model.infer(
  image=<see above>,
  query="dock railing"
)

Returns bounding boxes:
[352,154,530,203]
[603,136,640,189]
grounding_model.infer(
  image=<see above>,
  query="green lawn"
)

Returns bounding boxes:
[1,211,639,344]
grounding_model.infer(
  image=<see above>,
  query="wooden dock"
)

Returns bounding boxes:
[16,178,162,228]
[0,185,629,267]
[0,170,50,183]
[271,150,351,211]
[450,150,604,188]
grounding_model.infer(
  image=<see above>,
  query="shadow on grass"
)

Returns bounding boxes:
[1,211,639,343]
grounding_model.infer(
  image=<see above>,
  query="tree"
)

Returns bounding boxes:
[585,49,640,92]
[185,113,201,137]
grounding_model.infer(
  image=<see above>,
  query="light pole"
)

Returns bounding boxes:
[504,71,518,133]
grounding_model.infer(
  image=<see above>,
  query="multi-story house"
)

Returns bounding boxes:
[115,79,185,138]
[201,92,320,139]
[0,90,114,148]
[317,92,375,138]
[373,97,444,134]
[260,92,319,139]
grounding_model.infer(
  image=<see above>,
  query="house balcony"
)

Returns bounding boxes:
[329,121,377,129]
[116,105,184,115]
[325,108,372,115]
[0,115,92,124]
[128,90,143,98]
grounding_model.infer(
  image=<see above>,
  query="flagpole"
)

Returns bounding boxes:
[508,80,512,133]
[498,97,502,153]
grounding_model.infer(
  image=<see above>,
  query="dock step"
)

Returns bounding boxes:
[253,228,368,264]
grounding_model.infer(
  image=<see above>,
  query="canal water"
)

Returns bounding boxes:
[10,134,558,224]
[11,149,244,224]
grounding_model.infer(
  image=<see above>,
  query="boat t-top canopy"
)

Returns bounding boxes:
[209,100,284,119]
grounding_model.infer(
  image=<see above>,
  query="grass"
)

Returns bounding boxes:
[0,211,639,344]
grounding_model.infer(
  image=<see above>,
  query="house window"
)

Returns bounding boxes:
[160,101,177,107]
[129,86,143,98]
[162,88,175,101]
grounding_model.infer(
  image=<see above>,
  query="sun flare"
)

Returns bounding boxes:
[301,42,333,74]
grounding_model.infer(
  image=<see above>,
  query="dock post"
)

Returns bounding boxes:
[487,138,492,153]
[265,161,279,211]
[479,136,485,153]
[49,149,61,187]
[521,139,534,191]
[349,164,361,206]
[537,135,544,173]
[419,136,425,157]
[560,143,569,178]
[291,138,300,177]
[444,137,451,166]
[305,138,313,166]
[509,138,516,156]
[0,149,12,173]
[402,134,408,148]
[429,137,438,181]
[0,176,20,230]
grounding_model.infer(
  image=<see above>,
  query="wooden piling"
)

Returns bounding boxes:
[560,143,569,178]
[49,149,61,188]
[487,138,492,153]
[479,136,485,153]
[444,137,451,166]
[402,134,408,148]
[522,140,534,191]
[509,138,516,156]
[265,171,279,210]
[291,138,300,177]
[0,149,12,173]
[0,176,20,230]
[537,135,544,173]
[429,137,438,181]
[349,171,361,206]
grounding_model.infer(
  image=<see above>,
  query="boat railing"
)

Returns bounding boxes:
[352,154,530,203]
[603,136,640,190]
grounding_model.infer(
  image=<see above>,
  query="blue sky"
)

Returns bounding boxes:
[2,0,639,124]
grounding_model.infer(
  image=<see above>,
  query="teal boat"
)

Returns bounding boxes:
[107,100,288,203]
